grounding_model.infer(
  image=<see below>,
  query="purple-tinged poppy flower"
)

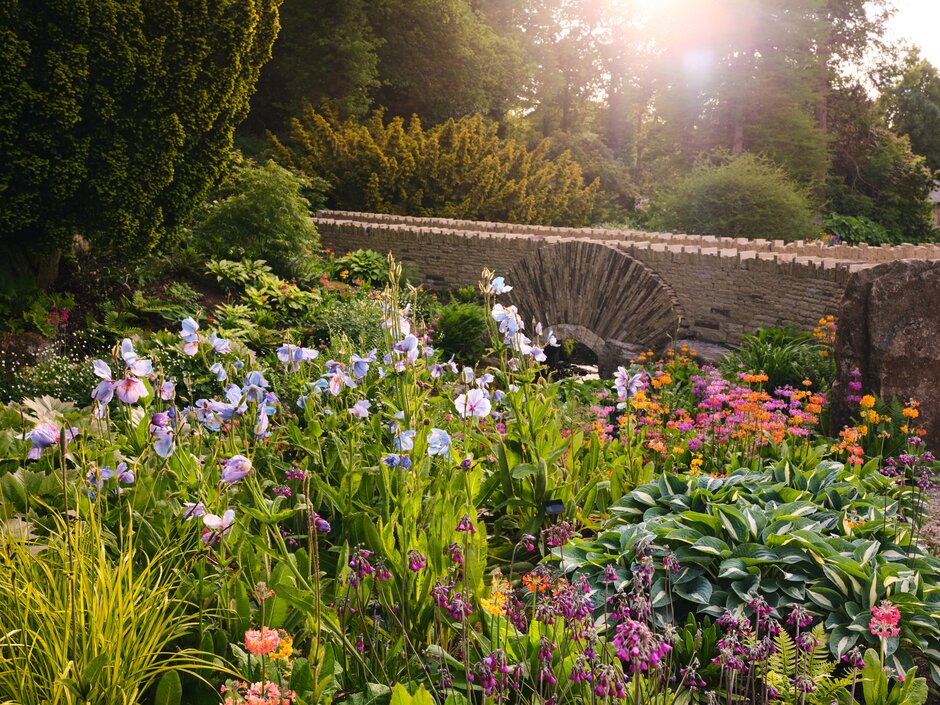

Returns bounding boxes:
[462,367,474,384]
[491,303,523,337]
[393,429,416,452]
[382,453,402,467]
[455,388,491,419]
[488,276,513,295]
[193,399,222,432]
[202,509,235,543]
[614,367,645,399]
[22,423,77,460]
[209,331,231,355]
[327,370,356,396]
[220,455,252,484]
[208,384,247,421]
[150,412,169,428]
[350,350,377,379]
[91,360,115,406]
[241,371,268,402]
[209,362,227,381]
[116,462,134,484]
[180,318,199,356]
[120,339,153,377]
[428,428,451,456]
[476,373,494,388]
[152,426,175,458]
[350,399,371,419]
[394,334,420,364]
[182,502,206,520]
[114,376,149,404]
[254,401,275,438]
[159,380,175,400]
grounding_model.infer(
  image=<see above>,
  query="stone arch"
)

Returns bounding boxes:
[505,240,685,376]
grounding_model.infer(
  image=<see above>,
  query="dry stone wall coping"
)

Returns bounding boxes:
[314,211,938,348]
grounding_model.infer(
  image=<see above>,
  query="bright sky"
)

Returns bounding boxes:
[887,0,940,67]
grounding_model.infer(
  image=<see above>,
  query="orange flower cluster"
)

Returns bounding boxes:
[813,315,837,355]
[832,425,865,465]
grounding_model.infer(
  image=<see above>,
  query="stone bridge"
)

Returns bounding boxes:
[314,210,940,375]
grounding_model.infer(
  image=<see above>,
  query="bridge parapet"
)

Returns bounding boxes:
[314,211,940,349]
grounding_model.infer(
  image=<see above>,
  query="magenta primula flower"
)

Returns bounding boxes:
[870,600,901,638]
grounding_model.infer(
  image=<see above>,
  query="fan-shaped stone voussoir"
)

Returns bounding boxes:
[505,240,684,376]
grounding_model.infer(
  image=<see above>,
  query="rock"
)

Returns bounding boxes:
[0,332,51,369]
[674,339,733,365]
[831,260,940,451]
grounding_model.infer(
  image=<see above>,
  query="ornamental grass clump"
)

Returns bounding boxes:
[0,508,215,705]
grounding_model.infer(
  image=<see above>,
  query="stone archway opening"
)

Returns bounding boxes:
[543,325,600,378]
[505,240,685,377]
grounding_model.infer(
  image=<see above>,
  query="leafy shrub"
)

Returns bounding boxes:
[432,302,488,364]
[206,258,273,293]
[560,460,940,679]
[333,249,388,286]
[271,108,599,226]
[721,326,833,390]
[454,285,478,304]
[309,295,386,350]
[650,152,819,241]
[822,213,892,245]
[193,157,320,278]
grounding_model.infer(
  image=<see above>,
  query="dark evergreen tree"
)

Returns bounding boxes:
[0,0,279,283]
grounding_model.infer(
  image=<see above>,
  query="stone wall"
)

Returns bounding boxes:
[315,212,861,346]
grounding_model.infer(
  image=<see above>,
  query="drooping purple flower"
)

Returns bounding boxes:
[310,512,331,534]
[456,514,476,534]
[449,542,464,565]
[408,549,427,572]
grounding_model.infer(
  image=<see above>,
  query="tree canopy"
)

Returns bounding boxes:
[0,0,280,282]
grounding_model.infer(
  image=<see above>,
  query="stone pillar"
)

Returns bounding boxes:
[831,260,940,451]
